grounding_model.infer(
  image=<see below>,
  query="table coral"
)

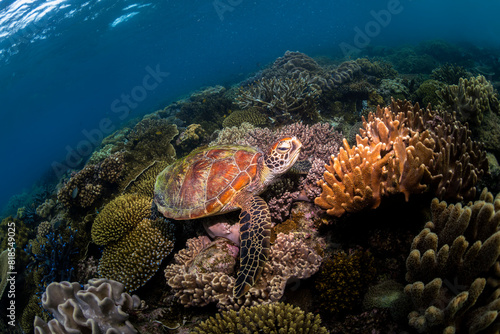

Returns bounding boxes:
[98,218,174,292]
[405,189,500,333]
[192,302,329,334]
[315,99,488,217]
[91,193,151,246]
[164,230,323,311]
[33,278,140,334]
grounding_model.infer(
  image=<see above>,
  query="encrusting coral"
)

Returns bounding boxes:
[91,193,152,246]
[405,189,500,333]
[192,302,329,334]
[98,218,174,292]
[33,278,141,334]
[315,99,488,217]
[164,229,323,311]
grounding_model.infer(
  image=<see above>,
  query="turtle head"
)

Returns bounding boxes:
[264,136,302,176]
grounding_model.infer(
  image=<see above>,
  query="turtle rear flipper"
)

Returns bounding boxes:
[234,195,271,298]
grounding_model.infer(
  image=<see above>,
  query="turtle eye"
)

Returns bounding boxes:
[276,141,291,154]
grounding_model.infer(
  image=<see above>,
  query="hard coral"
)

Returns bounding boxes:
[34,278,141,334]
[315,249,376,315]
[122,160,171,199]
[192,302,329,334]
[91,193,151,246]
[405,189,500,333]
[98,218,174,292]
[57,152,125,209]
[164,231,323,310]
[222,108,268,128]
[237,77,320,124]
[316,100,488,217]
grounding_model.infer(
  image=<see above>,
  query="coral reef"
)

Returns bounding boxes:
[315,249,376,315]
[122,160,171,199]
[437,75,500,125]
[236,77,321,124]
[98,218,174,292]
[208,122,256,146]
[164,230,323,310]
[315,99,488,217]
[414,79,446,106]
[222,107,268,128]
[57,152,125,209]
[431,63,470,85]
[91,193,152,246]
[192,302,328,334]
[405,189,500,333]
[33,279,141,334]
[175,123,207,154]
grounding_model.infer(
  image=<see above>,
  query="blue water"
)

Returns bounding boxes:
[0,0,499,214]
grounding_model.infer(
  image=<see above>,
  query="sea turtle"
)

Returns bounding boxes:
[154,137,302,297]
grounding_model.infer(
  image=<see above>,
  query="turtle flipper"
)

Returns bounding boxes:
[234,195,271,298]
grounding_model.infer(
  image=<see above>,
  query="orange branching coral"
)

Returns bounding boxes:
[315,99,488,217]
[315,139,391,217]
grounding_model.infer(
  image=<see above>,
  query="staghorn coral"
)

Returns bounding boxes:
[192,302,328,334]
[222,107,268,128]
[57,152,125,209]
[33,278,141,334]
[91,193,152,246]
[237,76,321,124]
[164,230,323,311]
[315,248,376,315]
[98,218,174,292]
[405,189,500,333]
[315,100,488,217]
[437,75,500,125]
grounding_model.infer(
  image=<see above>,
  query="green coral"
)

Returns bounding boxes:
[315,249,376,315]
[222,107,268,128]
[414,79,446,106]
[91,193,151,246]
[431,63,470,85]
[98,218,174,292]
[123,160,171,199]
[192,302,329,334]
[437,75,500,125]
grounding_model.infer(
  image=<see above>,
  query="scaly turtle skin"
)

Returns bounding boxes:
[154,137,302,297]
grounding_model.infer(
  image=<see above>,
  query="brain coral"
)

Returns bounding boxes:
[91,193,152,246]
[405,189,500,333]
[98,218,174,292]
[34,278,140,334]
[192,302,328,334]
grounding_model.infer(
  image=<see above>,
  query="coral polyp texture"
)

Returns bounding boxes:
[437,74,500,125]
[164,230,323,310]
[57,152,125,209]
[34,278,140,334]
[98,217,174,292]
[405,189,500,333]
[192,302,329,334]
[315,99,488,217]
[91,193,151,246]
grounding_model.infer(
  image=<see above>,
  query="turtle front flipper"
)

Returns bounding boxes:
[234,195,271,298]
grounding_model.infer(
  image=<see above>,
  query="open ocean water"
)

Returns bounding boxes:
[1,0,500,333]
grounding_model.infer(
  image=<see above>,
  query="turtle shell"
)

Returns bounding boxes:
[154,145,263,220]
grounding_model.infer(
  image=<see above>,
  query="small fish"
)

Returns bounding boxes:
[156,131,162,135]
[71,186,79,199]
